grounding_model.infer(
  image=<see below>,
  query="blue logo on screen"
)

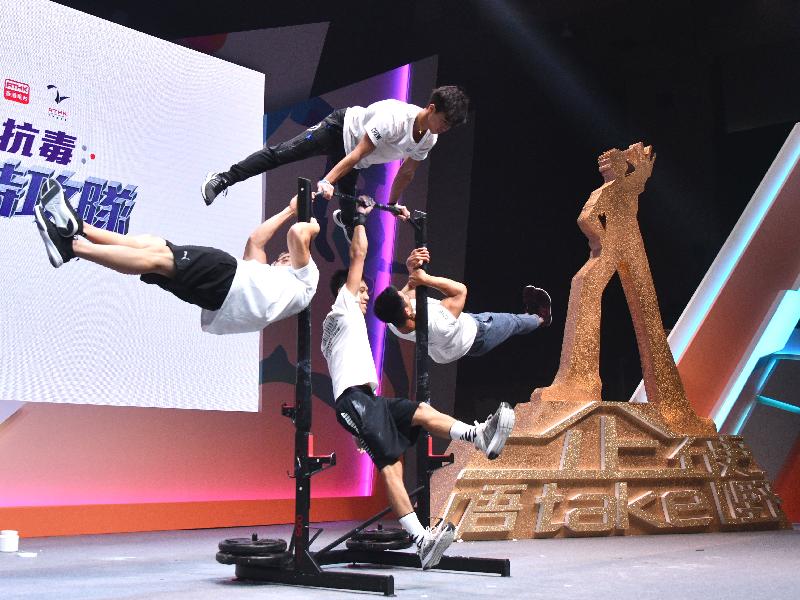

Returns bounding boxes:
[0,159,138,234]
[46,84,70,104]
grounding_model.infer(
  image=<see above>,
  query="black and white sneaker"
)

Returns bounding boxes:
[34,202,75,268]
[38,177,82,237]
[474,402,515,460]
[332,209,355,245]
[415,521,456,570]
[201,172,229,206]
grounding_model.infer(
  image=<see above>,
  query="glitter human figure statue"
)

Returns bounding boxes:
[533,143,714,434]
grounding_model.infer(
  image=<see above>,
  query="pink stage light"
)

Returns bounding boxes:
[361,63,411,497]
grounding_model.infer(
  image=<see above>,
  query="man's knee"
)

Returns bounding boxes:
[411,402,435,427]
[133,234,166,249]
[379,460,403,482]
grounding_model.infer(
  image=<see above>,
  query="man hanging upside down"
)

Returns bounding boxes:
[33,177,319,334]
[320,200,515,570]
[374,247,552,363]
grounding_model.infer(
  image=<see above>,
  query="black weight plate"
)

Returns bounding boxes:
[218,537,287,556]
[350,526,410,542]
[216,551,293,567]
[345,538,414,551]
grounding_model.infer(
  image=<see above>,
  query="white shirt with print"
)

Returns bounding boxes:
[387,298,478,364]
[343,99,437,169]
[200,259,319,335]
[321,286,379,400]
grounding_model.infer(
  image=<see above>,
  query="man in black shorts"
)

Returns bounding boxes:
[320,200,516,570]
[33,177,319,334]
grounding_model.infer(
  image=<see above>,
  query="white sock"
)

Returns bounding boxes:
[399,512,428,544]
[449,420,477,444]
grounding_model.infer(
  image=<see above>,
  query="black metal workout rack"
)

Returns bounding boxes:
[216,178,510,596]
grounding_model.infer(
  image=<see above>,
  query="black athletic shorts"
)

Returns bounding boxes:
[140,241,237,311]
[335,385,421,469]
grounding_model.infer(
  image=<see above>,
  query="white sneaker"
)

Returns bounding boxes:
[38,177,81,237]
[474,402,515,460]
[34,202,75,268]
[415,521,455,570]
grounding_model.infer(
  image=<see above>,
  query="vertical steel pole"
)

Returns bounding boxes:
[411,211,431,524]
[294,177,313,565]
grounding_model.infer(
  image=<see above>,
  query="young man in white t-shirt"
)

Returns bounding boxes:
[320,202,515,570]
[33,178,319,334]
[201,86,469,215]
[374,248,552,363]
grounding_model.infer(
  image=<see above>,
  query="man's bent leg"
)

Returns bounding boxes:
[411,402,457,440]
[412,400,515,461]
[225,115,343,184]
[466,312,542,357]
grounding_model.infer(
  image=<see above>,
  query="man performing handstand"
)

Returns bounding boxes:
[374,248,552,363]
[33,178,319,334]
[201,86,469,213]
[320,202,515,570]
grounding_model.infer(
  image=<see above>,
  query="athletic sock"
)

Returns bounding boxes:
[449,420,477,444]
[399,512,428,545]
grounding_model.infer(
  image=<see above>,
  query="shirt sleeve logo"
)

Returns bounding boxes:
[370,127,382,140]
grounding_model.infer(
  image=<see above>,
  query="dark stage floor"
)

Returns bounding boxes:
[1,522,798,599]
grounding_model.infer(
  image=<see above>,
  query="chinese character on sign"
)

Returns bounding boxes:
[0,118,39,157]
[0,159,26,217]
[714,480,782,524]
[39,130,77,165]
[707,437,762,478]
[461,484,528,536]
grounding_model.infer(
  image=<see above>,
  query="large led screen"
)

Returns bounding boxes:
[0,0,265,410]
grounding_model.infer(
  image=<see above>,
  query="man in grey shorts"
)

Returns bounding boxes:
[374,247,552,363]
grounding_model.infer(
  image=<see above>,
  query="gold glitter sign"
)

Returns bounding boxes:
[431,143,789,538]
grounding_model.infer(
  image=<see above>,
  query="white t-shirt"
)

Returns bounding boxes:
[343,99,437,169]
[388,298,478,364]
[321,286,379,400]
[200,259,319,335]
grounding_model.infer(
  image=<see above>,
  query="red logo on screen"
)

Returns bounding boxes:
[4,79,30,104]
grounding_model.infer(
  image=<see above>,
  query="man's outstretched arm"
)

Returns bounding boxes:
[318,134,376,199]
[345,203,374,294]
[388,158,420,206]
[243,196,299,263]
[411,272,467,318]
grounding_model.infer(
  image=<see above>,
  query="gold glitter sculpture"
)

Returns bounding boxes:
[431,143,789,539]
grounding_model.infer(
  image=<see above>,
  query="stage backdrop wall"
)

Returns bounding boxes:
[0,11,441,536]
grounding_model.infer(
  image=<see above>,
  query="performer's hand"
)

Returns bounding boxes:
[307,217,320,238]
[389,203,411,221]
[406,248,430,272]
[356,200,374,216]
[407,269,428,289]
[317,179,334,200]
[289,195,298,214]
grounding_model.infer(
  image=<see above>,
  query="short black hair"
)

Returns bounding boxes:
[329,269,348,297]
[330,270,373,297]
[373,286,408,327]
[429,85,469,127]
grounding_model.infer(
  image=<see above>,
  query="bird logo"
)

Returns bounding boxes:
[46,84,70,104]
